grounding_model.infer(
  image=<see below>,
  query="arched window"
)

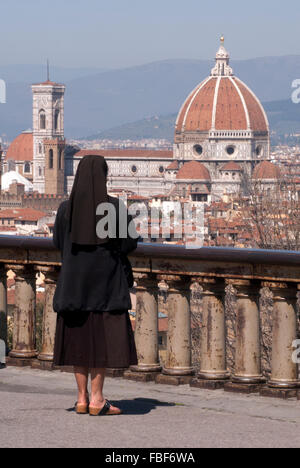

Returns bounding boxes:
[24,162,31,174]
[49,149,54,169]
[38,166,42,177]
[54,109,60,131]
[58,150,63,170]
[39,109,46,130]
[39,143,43,154]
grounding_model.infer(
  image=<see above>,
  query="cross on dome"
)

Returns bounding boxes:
[211,36,234,77]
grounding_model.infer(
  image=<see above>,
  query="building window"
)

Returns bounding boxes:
[24,162,31,173]
[49,149,54,169]
[131,165,137,174]
[226,145,235,156]
[39,143,43,154]
[54,109,60,131]
[38,166,42,177]
[159,166,164,174]
[256,145,263,157]
[58,150,63,170]
[39,109,46,130]
[194,144,203,156]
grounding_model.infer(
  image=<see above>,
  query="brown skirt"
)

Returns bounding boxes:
[53,310,138,368]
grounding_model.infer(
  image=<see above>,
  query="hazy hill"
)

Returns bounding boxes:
[86,99,300,142]
[86,114,177,141]
[0,56,300,140]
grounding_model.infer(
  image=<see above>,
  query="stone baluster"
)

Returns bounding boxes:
[0,266,7,348]
[227,279,265,385]
[8,264,37,359]
[130,272,161,373]
[161,275,193,376]
[197,278,230,381]
[264,282,300,389]
[36,266,59,362]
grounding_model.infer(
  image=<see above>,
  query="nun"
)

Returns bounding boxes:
[52,155,138,416]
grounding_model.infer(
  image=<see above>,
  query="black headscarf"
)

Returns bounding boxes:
[66,155,110,245]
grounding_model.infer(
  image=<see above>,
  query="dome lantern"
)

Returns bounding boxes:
[211,36,234,77]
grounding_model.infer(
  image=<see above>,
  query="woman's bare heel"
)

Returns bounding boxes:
[75,403,89,414]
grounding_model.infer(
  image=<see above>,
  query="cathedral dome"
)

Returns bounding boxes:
[175,40,269,135]
[6,131,33,162]
[253,161,281,180]
[176,161,211,180]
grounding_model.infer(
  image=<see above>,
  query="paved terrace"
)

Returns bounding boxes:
[1,366,300,448]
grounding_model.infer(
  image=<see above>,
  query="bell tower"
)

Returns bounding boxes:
[32,73,65,193]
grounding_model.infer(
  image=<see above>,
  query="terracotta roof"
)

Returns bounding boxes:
[221,161,242,171]
[176,161,211,180]
[166,160,179,170]
[127,194,149,201]
[6,132,33,162]
[152,194,170,199]
[176,76,269,134]
[32,80,64,87]
[75,149,173,159]
[253,161,282,180]
[0,226,17,232]
[0,208,46,222]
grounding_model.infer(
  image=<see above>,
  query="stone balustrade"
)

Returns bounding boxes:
[1,236,300,397]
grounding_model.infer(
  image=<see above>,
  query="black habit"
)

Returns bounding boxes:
[52,155,138,368]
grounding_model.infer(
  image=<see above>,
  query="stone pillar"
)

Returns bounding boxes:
[228,279,265,384]
[265,282,300,389]
[197,278,230,381]
[0,266,7,347]
[162,275,193,376]
[130,273,161,373]
[8,265,37,359]
[37,266,58,361]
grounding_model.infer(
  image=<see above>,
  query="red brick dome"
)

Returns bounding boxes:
[176,161,211,180]
[253,161,281,180]
[175,41,269,135]
[175,76,268,134]
[6,132,33,162]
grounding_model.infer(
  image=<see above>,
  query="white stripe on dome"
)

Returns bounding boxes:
[181,76,213,131]
[211,76,221,130]
[229,76,250,130]
[235,77,270,132]
[175,83,202,129]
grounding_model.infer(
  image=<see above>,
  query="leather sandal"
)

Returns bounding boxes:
[75,394,90,414]
[89,400,123,416]
[75,402,89,414]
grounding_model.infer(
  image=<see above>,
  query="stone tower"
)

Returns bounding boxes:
[32,78,65,193]
[44,138,65,195]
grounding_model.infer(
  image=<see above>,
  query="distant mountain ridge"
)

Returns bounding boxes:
[0,56,300,140]
[83,98,300,142]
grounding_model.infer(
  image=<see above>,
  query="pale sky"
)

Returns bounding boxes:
[1,0,300,69]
